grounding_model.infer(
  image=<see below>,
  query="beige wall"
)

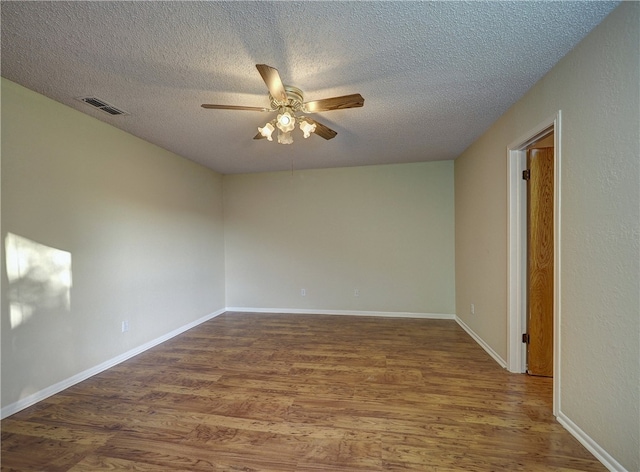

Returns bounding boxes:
[1,78,226,409]
[455,3,639,470]
[224,162,455,315]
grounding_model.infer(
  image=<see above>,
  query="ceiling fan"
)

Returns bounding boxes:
[201,64,364,144]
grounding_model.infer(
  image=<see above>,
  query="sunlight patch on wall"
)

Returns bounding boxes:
[5,233,72,329]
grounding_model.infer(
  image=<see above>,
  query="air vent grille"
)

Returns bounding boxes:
[101,106,125,115]
[77,96,128,116]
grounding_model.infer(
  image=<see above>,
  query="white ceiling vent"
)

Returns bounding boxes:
[77,96,128,116]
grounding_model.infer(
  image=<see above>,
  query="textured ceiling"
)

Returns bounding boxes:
[1,1,618,174]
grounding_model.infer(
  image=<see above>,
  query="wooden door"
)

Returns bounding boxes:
[526,147,554,377]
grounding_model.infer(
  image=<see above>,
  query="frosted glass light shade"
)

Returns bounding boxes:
[276,111,295,133]
[299,119,316,138]
[277,130,293,144]
[258,122,275,141]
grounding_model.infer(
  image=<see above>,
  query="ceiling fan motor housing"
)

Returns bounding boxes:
[270,85,304,112]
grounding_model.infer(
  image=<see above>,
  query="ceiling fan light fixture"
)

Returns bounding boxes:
[258,121,276,141]
[299,119,316,139]
[202,64,363,144]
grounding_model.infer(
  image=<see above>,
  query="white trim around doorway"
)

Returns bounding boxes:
[506,111,562,417]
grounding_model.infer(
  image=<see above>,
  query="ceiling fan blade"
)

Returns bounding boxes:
[201,104,270,111]
[303,93,364,113]
[256,64,287,103]
[306,118,337,140]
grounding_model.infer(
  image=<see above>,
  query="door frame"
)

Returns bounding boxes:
[506,111,561,416]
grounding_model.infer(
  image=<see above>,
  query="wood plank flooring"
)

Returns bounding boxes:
[2,313,605,471]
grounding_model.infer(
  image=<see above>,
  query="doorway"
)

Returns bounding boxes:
[507,112,561,415]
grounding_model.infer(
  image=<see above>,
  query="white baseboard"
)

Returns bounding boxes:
[1,308,226,420]
[557,412,628,472]
[225,307,456,320]
[455,316,507,368]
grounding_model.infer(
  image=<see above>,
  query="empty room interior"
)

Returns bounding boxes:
[1,2,638,471]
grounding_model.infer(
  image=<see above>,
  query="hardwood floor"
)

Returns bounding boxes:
[2,313,605,471]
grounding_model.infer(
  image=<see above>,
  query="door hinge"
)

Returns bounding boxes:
[522,333,530,344]
[522,169,531,180]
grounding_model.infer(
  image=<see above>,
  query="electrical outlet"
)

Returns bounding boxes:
[301,288,306,297]
[121,320,129,333]
[470,304,475,315]
[354,288,360,297]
